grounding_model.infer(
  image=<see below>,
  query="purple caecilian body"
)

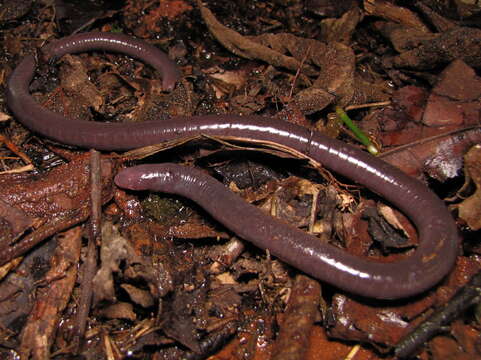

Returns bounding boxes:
[6,32,459,300]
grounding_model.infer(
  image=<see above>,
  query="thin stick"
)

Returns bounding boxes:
[73,149,102,351]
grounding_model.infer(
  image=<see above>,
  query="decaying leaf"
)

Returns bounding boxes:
[197,0,313,75]
[392,27,481,70]
[364,0,430,31]
[92,221,173,304]
[378,59,481,179]
[2,1,480,358]
[320,7,363,44]
[121,284,155,308]
[98,302,136,321]
[92,222,139,304]
[197,0,391,110]
[18,227,82,359]
[456,145,481,230]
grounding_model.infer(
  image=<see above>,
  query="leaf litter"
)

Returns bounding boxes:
[0,0,480,359]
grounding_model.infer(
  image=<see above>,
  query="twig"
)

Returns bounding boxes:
[395,270,481,358]
[288,44,312,99]
[344,344,361,360]
[379,125,481,159]
[0,164,35,174]
[72,149,102,352]
[270,275,321,360]
[0,133,32,165]
[0,208,88,266]
[0,133,34,174]
[345,101,391,111]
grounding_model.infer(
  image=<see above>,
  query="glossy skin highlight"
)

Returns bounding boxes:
[6,32,459,299]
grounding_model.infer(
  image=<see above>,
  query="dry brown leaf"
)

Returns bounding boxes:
[320,6,363,44]
[98,302,136,321]
[377,203,409,238]
[364,0,430,31]
[60,56,103,111]
[196,0,363,108]
[197,0,311,75]
[121,284,155,308]
[457,145,481,230]
[92,222,141,304]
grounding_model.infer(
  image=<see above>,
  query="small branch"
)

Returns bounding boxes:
[72,149,102,352]
[0,208,88,267]
[270,275,321,360]
[395,270,481,358]
[379,125,481,159]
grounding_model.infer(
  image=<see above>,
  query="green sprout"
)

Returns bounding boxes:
[335,107,379,156]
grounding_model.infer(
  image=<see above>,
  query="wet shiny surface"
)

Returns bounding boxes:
[6,32,459,299]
